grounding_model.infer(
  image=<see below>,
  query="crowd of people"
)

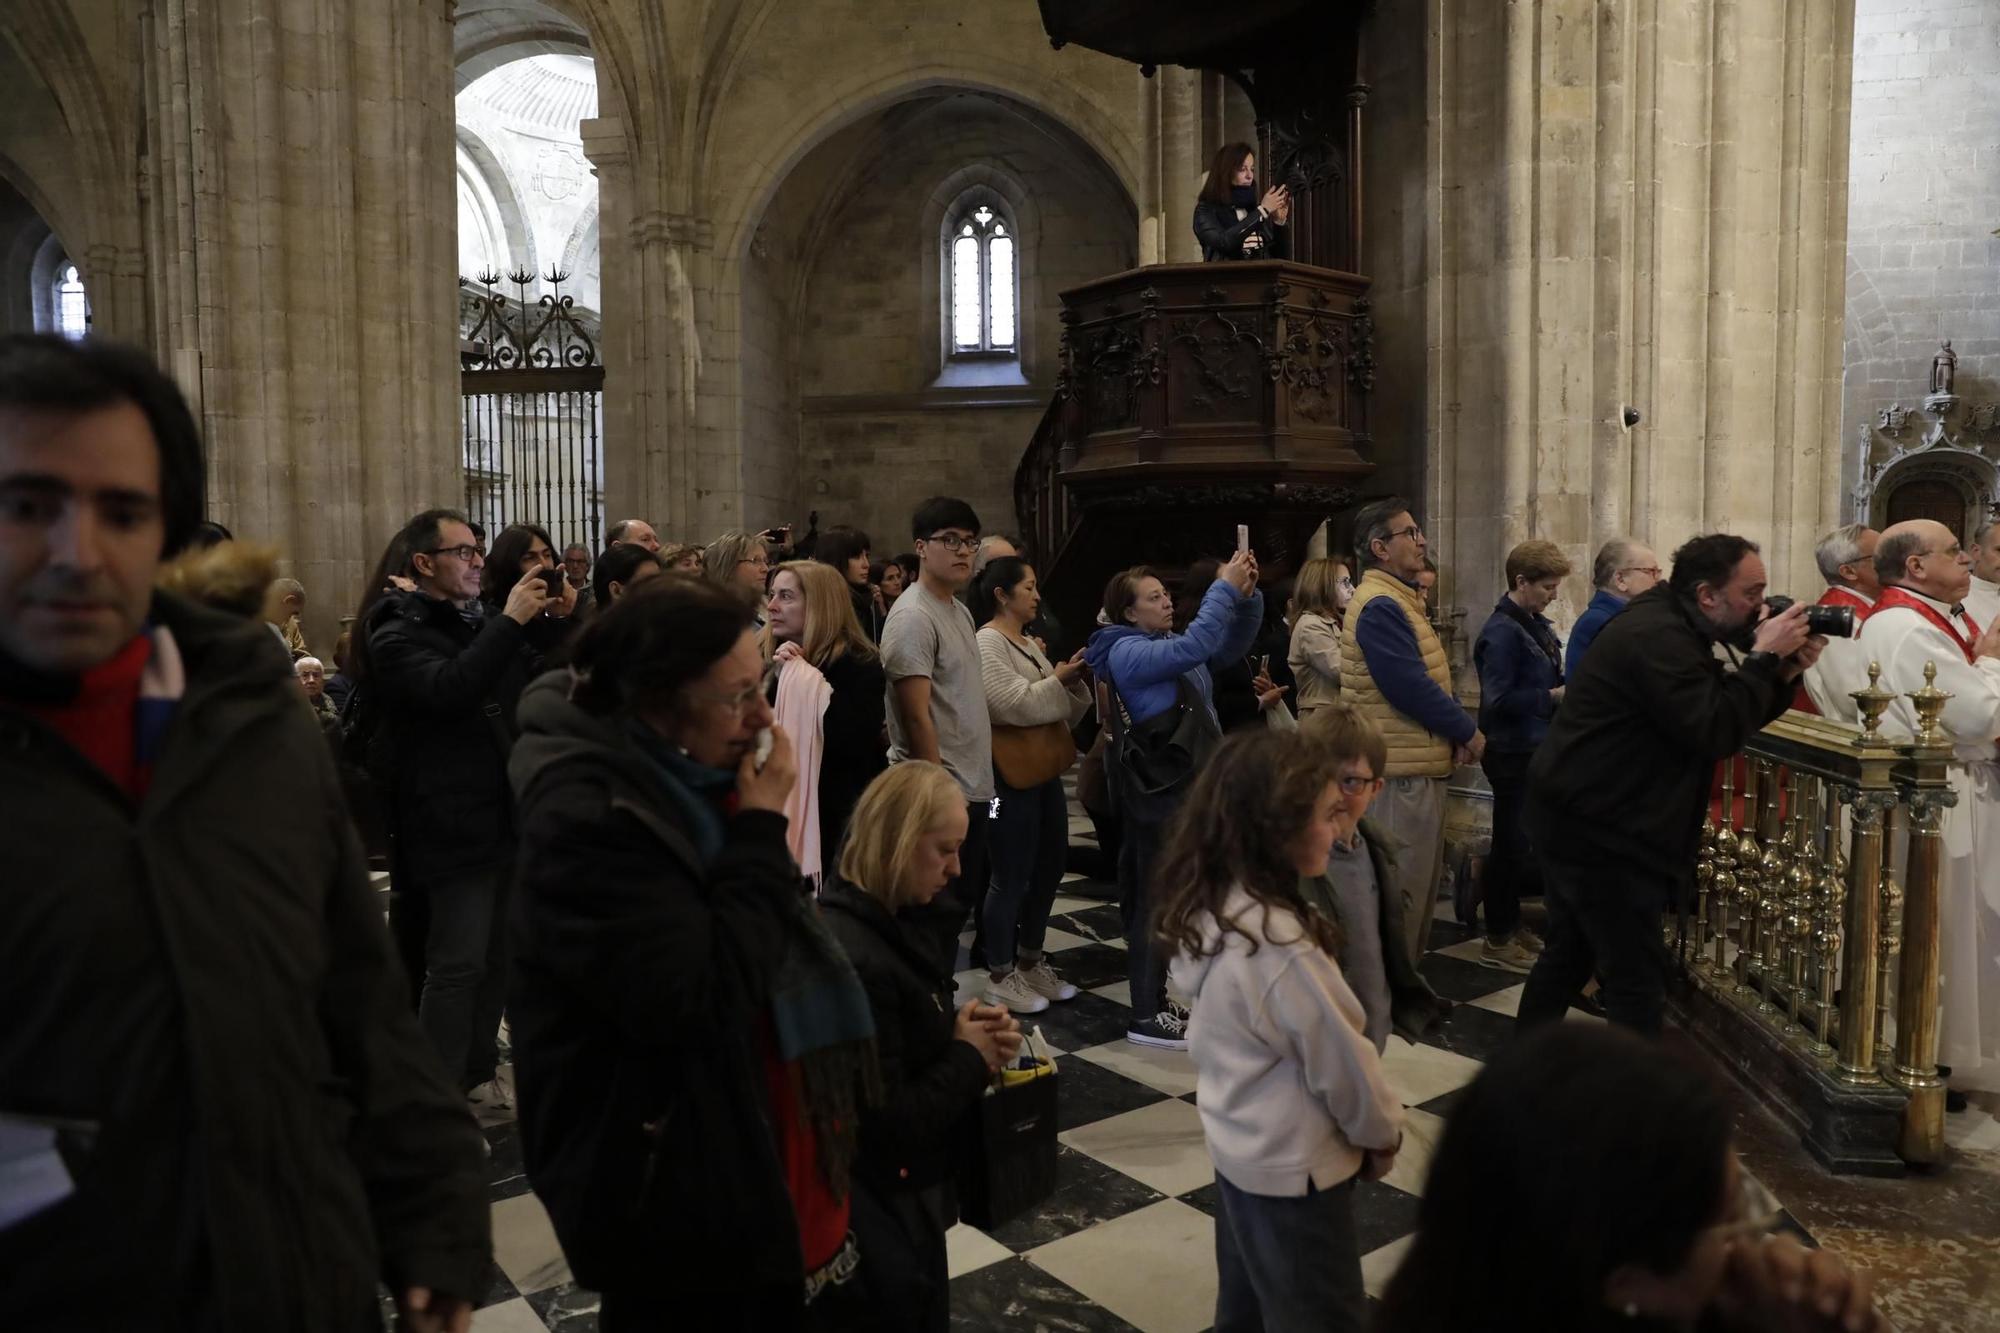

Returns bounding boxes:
[0,325,1904,1333]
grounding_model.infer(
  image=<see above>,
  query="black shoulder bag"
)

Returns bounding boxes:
[1102,671,1222,826]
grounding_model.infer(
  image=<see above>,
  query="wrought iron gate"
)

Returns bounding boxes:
[460,267,605,552]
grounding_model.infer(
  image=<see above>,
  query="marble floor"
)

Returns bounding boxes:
[379,817,2000,1332]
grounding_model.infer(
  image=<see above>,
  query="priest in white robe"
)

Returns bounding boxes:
[1968,517,2000,631]
[1858,519,2000,1099]
[1799,522,1880,724]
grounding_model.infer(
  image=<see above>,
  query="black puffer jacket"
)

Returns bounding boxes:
[1192,199,1290,261]
[818,882,988,1195]
[364,591,543,880]
[506,672,810,1315]
[1527,585,1788,876]
[814,651,889,859]
[0,592,489,1330]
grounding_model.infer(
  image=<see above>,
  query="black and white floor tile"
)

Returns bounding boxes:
[395,810,1822,1331]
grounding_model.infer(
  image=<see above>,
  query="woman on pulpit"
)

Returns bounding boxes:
[1193,142,1290,261]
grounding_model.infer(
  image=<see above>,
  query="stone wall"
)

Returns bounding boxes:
[1842,0,2000,505]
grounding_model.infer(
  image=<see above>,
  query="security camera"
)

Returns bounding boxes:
[1621,407,1642,430]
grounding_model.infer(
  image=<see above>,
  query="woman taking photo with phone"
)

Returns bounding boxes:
[1193,142,1290,262]
[820,762,1023,1332]
[1084,551,1264,1049]
[480,521,579,654]
[763,559,889,881]
[972,556,1091,1014]
[1159,728,1404,1333]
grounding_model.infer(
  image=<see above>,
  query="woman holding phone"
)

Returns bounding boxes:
[1193,143,1290,262]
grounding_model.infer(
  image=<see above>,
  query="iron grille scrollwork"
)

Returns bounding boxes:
[463,267,600,371]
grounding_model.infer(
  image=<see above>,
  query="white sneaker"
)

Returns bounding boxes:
[1019,960,1079,1002]
[468,1077,513,1112]
[984,969,1052,1015]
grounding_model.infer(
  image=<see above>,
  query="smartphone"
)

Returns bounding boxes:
[1259,654,1270,676]
[1236,524,1250,556]
[537,568,565,595]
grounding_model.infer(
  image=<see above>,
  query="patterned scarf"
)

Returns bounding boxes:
[630,726,880,1195]
[5,623,184,798]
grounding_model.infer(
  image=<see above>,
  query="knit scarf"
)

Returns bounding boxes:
[4,623,184,798]
[629,725,880,1195]
[1230,183,1257,210]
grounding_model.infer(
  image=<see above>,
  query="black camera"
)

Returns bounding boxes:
[1762,595,1855,639]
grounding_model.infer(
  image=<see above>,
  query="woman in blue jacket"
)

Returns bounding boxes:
[1084,551,1264,1048]
[1472,540,1571,974]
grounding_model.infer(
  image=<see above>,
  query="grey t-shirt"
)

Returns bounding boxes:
[880,584,995,803]
[1327,837,1392,1052]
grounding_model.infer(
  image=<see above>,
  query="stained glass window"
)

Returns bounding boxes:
[946,201,1018,357]
[56,265,87,339]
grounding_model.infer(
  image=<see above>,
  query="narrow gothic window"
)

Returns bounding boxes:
[949,203,1017,357]
[55,264,88,339]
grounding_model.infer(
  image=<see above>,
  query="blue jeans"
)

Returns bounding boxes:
[985,775,1068,970]
[1212,1173,1366,1333]
[415,864,510,1089]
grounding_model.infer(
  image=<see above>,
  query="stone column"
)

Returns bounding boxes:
[141,0,460,649]
[1136,66,1207,266]
[1374,0,1855,620]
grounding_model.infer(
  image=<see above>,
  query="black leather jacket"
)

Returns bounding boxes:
[1193,198,1290,261]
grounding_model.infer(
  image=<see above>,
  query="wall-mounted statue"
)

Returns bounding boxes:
[1931,339,1957,397]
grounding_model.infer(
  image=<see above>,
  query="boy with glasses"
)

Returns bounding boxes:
[880,496,996,971]
[1302,705,1453,1051]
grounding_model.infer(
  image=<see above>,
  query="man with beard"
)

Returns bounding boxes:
[1516,533,1823,1034]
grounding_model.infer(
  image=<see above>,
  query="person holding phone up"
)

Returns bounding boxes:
[1193,142,1290,262]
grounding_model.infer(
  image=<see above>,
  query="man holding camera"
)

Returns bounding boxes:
[1516,534,1824,1034]
[367,508,553,1103]
[1857,519,2000,1101]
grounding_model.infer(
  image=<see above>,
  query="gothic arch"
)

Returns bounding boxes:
[1868,447,1999,540]
[2,0,123,236]
[454,121,539,278]
[454,0,594,90]
[713,59,1142,267]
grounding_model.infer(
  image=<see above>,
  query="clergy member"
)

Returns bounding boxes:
[1968,518,2000,630]
[1857,519,2000,1106]
[1798,523,1880,723]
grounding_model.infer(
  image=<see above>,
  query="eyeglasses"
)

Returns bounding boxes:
[1920,545,1964,560]
[688,681,767,716]
[1336,774,1381,795]
[923,532,979,553]
[426,545,486,562]
[1619,565,1662,579]
[739,554,771,570]
[1383,525,1424,544]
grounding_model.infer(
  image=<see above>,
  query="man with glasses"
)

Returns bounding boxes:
[1565,538,1661,676]
[366,508,553,1114]
[0,336,488,1328]
[1519,534,1819,1035]
[1797,523,1881,722]
[1340,496,1480,964]
[880,495,996,971]
[561,542,595,620]
[1858,519,2000,1107]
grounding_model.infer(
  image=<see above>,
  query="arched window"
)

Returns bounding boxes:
[55,264,87,339]
[949,203,1017,358]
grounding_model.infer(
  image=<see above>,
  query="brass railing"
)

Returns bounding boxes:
[1683,663,1957,1165]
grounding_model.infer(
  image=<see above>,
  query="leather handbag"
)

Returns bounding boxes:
[991,721,1077,789]
[1105,673,1221,824]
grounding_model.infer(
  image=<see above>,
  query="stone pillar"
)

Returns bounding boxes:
[1383,0,1855,621]
[1136,67,1207,266]
[142,0,460,650]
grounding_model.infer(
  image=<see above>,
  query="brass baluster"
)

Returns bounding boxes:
[1812,791,1843,1059]
[1781,774,1814,1036]
[1835,662,1897,1081]
[1876,846,1903,1074]
[1711,761,1738,980]
[1733,761,1765,993]
[1892,664,1955,1165]
[1694,812,1715,972]
[1755,765,1789,1016]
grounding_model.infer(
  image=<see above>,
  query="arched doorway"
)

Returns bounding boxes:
[0,174,87,337]
[453,30,605,554]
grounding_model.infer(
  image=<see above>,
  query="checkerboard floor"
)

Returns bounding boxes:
[407,816,1819,1332]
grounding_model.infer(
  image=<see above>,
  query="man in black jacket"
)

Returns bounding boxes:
[1516,533,1822,1034]
[0,334,488,1330]
[366,507,552,1104]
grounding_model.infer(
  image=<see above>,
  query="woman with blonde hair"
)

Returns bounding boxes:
[704,529,772,619]
[1158,728,1404,1332]
[1288,557,1354,721]
[764,559,888,881]
[820,762,1023,1331]
[658,541,703,573]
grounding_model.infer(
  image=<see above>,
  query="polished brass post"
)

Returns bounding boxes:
[1782,775,1815,1036]
[1876,851,1903,1073]
[1891,665,1956,1165]
[1711,781,1736,979]
[1733,761,1765,992]
[1755,767,1790,1015]
[1850,661,1895,746]
[1811,787,1843,1059]
[1694,813,1715,971]
[1893,789,1952,1164]
[1835,785,1886,1082]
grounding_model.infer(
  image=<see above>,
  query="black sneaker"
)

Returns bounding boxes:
[1127,1010,1190,1051]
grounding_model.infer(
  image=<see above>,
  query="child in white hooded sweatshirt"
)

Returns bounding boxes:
[1160,728,1404,1333]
